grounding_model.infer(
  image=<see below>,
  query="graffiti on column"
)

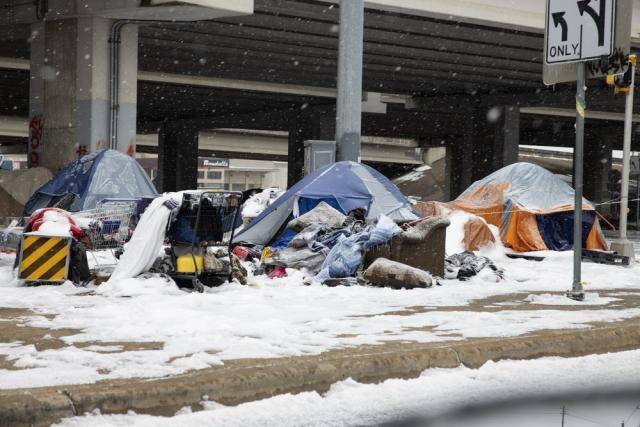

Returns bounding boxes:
[29,115,43,167]
[75,144,88,157]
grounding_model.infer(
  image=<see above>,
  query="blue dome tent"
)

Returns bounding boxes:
[24,150,157,215]
[234,161,418,246]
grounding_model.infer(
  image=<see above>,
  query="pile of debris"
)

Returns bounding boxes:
[231,161,461,289]
[15,159,565,291]
[240,188,284,227]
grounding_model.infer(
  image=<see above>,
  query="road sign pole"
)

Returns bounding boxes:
[569,63,586,301]
[611,55,637,260]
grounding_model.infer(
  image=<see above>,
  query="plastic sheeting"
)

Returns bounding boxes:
[107,193,182,283]
[451,163,607,252]
[24,150,157,215]
[314,215,402,283]
[416,201,495,252]
[463,216,496,251]
[535,210,596,251]
[445,251,504,281]
[287,201,346,232]
[234,161,417,246]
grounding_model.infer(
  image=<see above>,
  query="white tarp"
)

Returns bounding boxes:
[107,193,182,283]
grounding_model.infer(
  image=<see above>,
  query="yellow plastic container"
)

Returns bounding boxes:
[176,255,204,273]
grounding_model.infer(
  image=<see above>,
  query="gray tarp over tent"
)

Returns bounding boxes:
[24,150,157,215]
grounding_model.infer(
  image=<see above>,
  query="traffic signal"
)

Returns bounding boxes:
[605,55,637,94]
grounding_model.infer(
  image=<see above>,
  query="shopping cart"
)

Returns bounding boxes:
[73,201,136,252]
[0,217,27,253]
[166,191,243,291]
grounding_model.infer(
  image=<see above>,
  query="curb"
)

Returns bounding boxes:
[2,319,640,426]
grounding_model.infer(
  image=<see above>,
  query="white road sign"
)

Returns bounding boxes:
[545,0,615,64]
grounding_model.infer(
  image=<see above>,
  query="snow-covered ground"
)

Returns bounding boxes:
[55,350,640,427]
[1,243,639,390]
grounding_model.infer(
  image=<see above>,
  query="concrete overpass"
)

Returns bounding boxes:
[0,115,423,164]
[0,0,639,204]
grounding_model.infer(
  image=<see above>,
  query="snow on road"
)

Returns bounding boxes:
[55,349,640,427]
[0,248,639,389]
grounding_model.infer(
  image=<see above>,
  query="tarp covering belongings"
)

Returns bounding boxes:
[450,162,607,252]
[234,161,418,246]
[445,251,504,282]
[24,150,157,216]
[314,214,402,282]
[241,188,284,226]
[415,201,496,253]
[0,168,53,218]
[108,193,181,283]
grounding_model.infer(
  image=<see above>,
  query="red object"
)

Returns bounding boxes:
[27,208,83,240]
[267,266,287,279]
[232,246,250,261]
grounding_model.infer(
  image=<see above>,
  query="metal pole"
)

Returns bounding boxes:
[620,58,635,239]
[569,64,586,301]
[611,55,637,260]
[635,175,640,231]
[335,0,364,163]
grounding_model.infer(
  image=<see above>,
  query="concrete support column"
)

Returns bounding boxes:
[445,134,474,200]
[28,21,46,169]
[445,104,520,199]
[472,105,520,182]
[583,129,613,216]
[470,108,494,182]
[28,17,138,172]
[158,123,199,192]
[114,24,139,155]
[491,105,520,170]
[288,110,335,188]
[335,0,364,162]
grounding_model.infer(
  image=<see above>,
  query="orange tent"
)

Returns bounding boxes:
[450,163,607,252]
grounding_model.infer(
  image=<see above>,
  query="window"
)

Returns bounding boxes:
[231,183,245,191]
[197,170,204,179]
[208,171,222,180]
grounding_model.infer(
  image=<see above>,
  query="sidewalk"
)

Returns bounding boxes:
[1,251,639,425]
[3,288,640,426]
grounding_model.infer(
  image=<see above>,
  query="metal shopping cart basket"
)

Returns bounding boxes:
[165,190,242,291]
[73,201,136,252]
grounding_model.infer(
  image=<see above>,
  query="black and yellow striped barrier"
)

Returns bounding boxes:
[18,234,71,283]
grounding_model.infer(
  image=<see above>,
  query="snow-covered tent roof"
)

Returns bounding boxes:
[24,150,157,215]
[455,162,593,213]
[451,162,607,252]
[234,161,418,246]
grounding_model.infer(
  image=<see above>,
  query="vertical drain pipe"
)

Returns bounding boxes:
[108,18,184,151]
[108,20,127,150]
[36,0,48,20]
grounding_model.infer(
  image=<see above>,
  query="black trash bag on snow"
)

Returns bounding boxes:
[445,251,504,281]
